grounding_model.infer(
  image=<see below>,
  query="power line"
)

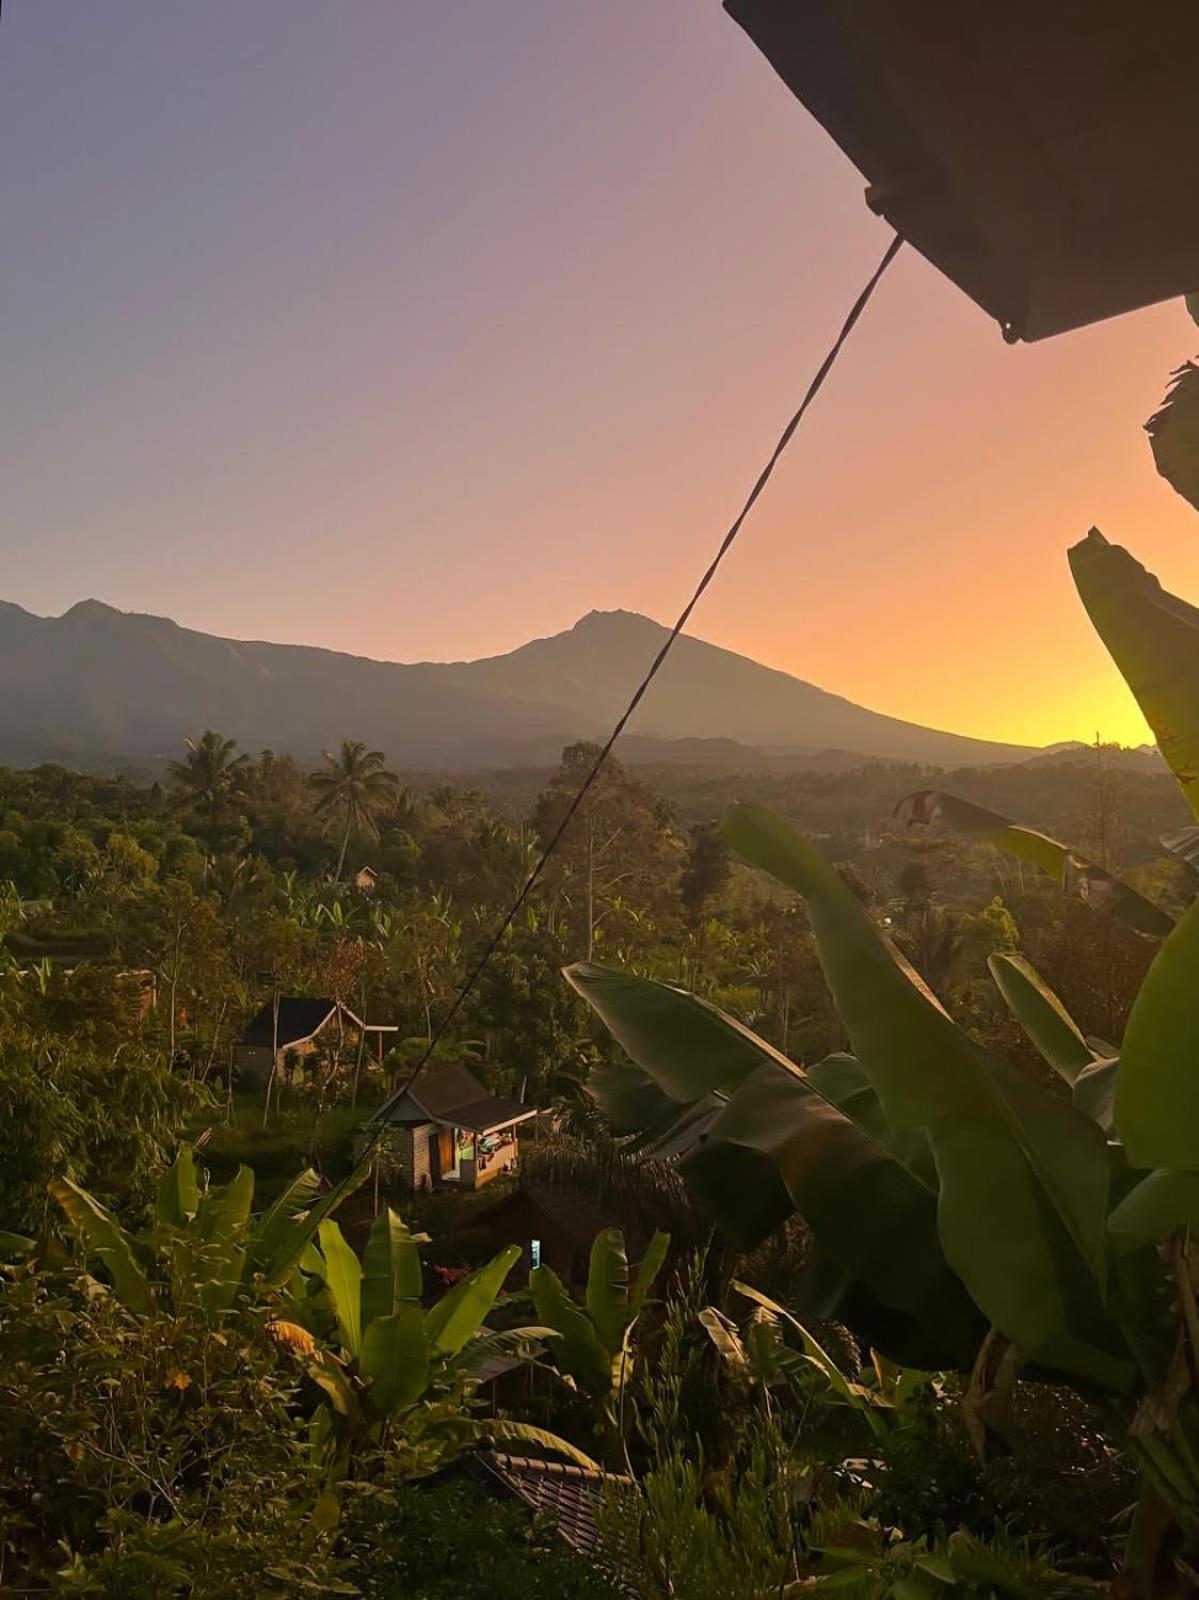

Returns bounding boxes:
[371,231,902,1132]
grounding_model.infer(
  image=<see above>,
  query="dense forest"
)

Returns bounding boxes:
[4,688,1199,1595]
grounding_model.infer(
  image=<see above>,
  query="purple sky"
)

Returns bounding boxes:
[3,2,1197,744]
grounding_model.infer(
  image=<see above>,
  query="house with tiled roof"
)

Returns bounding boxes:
[234,996,397,1082]
[371,1063,539,1190]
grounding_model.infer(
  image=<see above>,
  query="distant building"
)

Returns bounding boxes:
[353,865,378,892]
[371,1063,538,1191]
[234,997,396,1082]
[468,1181,612,1288]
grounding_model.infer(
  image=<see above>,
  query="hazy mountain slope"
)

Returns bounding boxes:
[441,610,1035,765]
[0,599,1038,769]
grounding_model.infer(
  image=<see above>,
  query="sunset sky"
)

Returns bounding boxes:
[3,2,1198,749]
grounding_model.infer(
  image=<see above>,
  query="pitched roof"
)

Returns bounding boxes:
[242,997,336,1048]
[379,1063,539,1133]
[474,1453,630,1561]
[471,1181,612,1249]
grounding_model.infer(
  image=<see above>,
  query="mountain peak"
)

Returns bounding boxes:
[62,599,122,621]
[0,595,1042,771]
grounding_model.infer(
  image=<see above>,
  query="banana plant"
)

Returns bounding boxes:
[269,1208,598,1477]
[47,1148,365,1316]
[530,1225,669,1408]
[892,788,1174,940]
[568,800,1199,1586]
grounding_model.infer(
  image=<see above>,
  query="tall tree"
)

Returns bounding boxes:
[168,731,249,821]
[532,742,680,960]
[310,741,396,882]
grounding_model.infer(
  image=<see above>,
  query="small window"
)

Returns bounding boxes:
[530,1238,542,1270]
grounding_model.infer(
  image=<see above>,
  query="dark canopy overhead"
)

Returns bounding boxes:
[724,1,1199,342]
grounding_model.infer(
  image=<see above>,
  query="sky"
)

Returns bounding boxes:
[2,2,1198,749]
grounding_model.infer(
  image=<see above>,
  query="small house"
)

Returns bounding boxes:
[468,1181,618,1288]
[234,996,396,1083]
[353,865,378,892]
[372,1064,538,1191]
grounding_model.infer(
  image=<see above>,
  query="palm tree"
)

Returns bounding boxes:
[310,740,396,882]
[168,731,249,820]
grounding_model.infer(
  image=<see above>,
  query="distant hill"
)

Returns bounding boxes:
[0,599,1043,771]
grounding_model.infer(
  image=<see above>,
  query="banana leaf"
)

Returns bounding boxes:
[1108,1169,1199,1255]
[894,788,1173,939]
[459,1419,602,1473]
[198,1165,255,1242]
[586,1229,629,1358]
[529,1263,612,1396]
[725,803,1133,1391]
[359,1304,429,1416]
[361,1208,423,1330]
[425,1245,519,1359]
[565,962,790,1100]
[1116,893,1199,1170]
[682,1063,983,1368]
[988,954,1096,1085]
[568,963,980,1366]
[1069,529,1199,822]
[1146,362,1199,516]
[156,1149,200,1228]
[1073,1058,1118,1136]
[317,1220,364,1359]
[47,1176,153,1314]
[628,1230,670,1322]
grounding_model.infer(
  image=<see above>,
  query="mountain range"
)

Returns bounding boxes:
[0,598,1044,772]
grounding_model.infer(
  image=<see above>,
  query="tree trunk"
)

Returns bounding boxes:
[335,813,352,882]
[585,823,596,961]
[261,990,281,1130]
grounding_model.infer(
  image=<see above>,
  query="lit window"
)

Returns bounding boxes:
[530,1239,542,1270]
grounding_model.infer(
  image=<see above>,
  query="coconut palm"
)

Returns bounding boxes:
[310,740,396,881]
[168,730,249,820]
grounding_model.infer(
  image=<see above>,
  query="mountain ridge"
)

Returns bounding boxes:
[0,598,1043,771]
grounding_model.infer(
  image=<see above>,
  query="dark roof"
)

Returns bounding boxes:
[474,1453,630,1561]
[243,997,336,1048]
[379,1063,538,1132]
[472,1181,612,1249]
[725,1,1199,342]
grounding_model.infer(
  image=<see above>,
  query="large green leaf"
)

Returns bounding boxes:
[1111,1170,1199,1262]
[894,788,1173,939]
[48,1177,153,1315]
[425,1245,519,1359]
[586,1229,629,1359]
[361,1208,423,1331]
[244,1169,323,1278]
[628,1230,670,1323]
[585,1056,721,1160]
[253,1164,368,1289]
[359,1304,429,1416]
[1108,1169,1199,1255]
[988,954,1096,1085]
[193,1167,257,1313]
[1116,894,1199,1170]
[1070,529,1199,821]
[565,961,795,1100]
[725,803,1131,1390]
[460,1419,602,1472]
[317,1220,364,1359]
[568,962,976,1361]
[1073,1058,1118,1136]
[682,1064,984,1369]
[529,1264,612,1396]
[1146,362,1199,515]
[198,1165,255,1243]
[156,1150,200,1229]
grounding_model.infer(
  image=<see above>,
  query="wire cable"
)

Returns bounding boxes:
[370,230,902,1132]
